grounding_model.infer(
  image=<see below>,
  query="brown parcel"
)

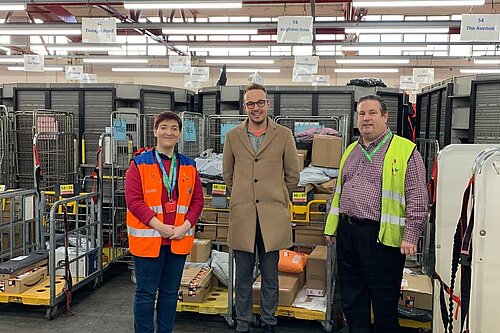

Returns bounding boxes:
[252,271,305,307]
[399,272,432,310]
[4,266,48,294]
[186,239,212,263]
[195,225,217,241]
[295,226,326,246]
[297,153,306,172]
[179,266,212,303]
[311,135,342,169]
[306,245,327,296]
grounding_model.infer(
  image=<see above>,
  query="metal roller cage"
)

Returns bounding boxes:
[13,110,73,190]
[0,106,16,188]
[205,115,248,154]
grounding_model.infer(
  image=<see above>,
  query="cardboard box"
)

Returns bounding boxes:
[399,273,433,310]
[306,245,327,296]
[313,193,333,202]
[296,149,309,159]
[216,225,228,242]
[252,271,305,306]
[186,239,212,263]
[202,211,218,222]
[312,178,337,194]
[297,153,306,171]
[55,247,98,278]
[4,266,48,294]
[179,266,212,303]
[195,224,217,241]
[295,226,326,246]
[217,212,230,224]
[311,135,342,168]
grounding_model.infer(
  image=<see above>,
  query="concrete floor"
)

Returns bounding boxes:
[0,264,424,333]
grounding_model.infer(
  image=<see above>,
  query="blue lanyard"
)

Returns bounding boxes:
[154,149,177,202]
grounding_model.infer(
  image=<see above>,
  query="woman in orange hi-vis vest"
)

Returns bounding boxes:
[125,111,203,333]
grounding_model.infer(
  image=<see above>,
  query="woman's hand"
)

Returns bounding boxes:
[170,220,192,240]
[149,217,175,238]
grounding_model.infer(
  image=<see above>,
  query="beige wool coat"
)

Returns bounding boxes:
[222,118,300,253]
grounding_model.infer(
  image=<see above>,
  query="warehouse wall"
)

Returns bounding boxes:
[0,67,462,91]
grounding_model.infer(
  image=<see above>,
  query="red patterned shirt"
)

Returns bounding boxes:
[338,128,428,245]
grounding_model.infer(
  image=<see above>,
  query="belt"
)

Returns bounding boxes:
[340,213,379,226]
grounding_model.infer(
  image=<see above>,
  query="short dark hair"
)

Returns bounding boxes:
[358,95,387,115]
[154,111,182,131]
[243,83,268,101]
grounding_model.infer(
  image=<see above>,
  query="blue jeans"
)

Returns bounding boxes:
[133,245,186,333]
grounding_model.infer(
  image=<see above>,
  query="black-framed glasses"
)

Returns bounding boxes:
[244,99,268,109]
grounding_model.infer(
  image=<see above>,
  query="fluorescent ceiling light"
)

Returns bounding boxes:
[83,58,148,64]
[353,1,485,7]
[188,46,270,52]
[226,68,280,73]
[0,29,81,36]
[163,28,257,35]
[46,44,122,51]
[124,1,242,9]
[334,68,399,73]
[7,66,64,71]
[0,57,24,63]
[345,28,449,34]
[0,4,26,11]
[341,46,429,51]
[206,59,274,64]
[473,58,500,64]
[460,68,500,74]
[336,59,409,64]
[112,67,170,72]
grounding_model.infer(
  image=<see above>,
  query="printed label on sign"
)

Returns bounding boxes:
[60,184,74,196]
[212,184,227,195]
[293,192,307,202]
[113,119,127,141]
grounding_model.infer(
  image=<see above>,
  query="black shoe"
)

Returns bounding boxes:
[262,324,275,333]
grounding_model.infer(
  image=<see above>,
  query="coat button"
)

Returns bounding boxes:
[254,179,258,183]
[254,158,258,162]
[255,200,259,204]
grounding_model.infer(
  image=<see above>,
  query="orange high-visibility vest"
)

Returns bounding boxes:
[126,148,197,257]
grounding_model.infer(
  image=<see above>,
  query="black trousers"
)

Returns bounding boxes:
[337,216,406,333]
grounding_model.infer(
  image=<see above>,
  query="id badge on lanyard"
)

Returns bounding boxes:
[155,149,177,213]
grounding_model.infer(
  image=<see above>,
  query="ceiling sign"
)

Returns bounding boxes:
[312,75,330,86]
[24,55,44,71]
[189,67,210,82]
[82,18,117,43]
[399,75,418,90]
[65,65,84,81]
[170,55,192,73]
[277,16,313,44]
[293,55,318,82]
[81,73,97,83]
[413,68,434,84]
[460,14,499,41]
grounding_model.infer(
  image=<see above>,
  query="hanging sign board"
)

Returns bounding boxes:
[81,73,97,83]
[460,14,499,41]
[82,17,117,43]
[413,68,434,84]
[24,55,44,71]
[312,75,330,86]
[400,75,418,90]
[170,55,192,73]
[293,56,318,82]
[65,65,84,81]
[190,67,210,82]
[277,16,313,44]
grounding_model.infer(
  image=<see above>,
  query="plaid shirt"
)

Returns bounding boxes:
[338,127,428,245]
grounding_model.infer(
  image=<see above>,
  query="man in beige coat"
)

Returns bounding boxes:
[223,83,300,333]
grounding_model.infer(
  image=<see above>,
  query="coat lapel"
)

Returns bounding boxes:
[256,118,277,156]
[237,120,255,155]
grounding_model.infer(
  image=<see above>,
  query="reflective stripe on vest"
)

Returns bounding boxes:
[177,205,189,214]
[127,226,161,237]
[150,205,163,214]
[324,135,415,247]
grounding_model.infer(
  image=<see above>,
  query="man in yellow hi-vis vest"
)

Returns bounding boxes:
[324,95,428,333]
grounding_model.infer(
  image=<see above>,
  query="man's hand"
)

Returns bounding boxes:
[325,235,335,246]
[400,240,417,256]
[170,220,192,240]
